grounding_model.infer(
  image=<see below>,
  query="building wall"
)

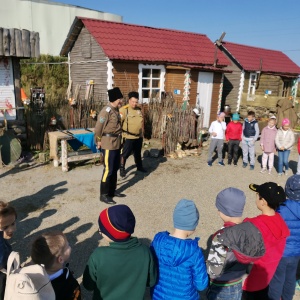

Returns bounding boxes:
[1,0,122,55]
[70,27,108,100]
[165,69,186,103]
[209,72,223,124]
[190,70,199,107]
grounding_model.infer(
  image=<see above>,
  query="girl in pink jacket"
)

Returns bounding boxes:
[260,116,277,174]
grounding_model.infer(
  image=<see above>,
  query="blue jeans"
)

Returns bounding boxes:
[277,150,290,174]
[207,282,242,300]
[268,256,300,300]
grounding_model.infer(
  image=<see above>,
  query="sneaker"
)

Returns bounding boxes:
[278,173,283,177]
[260,168,267,174]
[218,161,225,166]
[285,170,289,176]
[228,161,232,165]
[250,165,254,170]
[207,161,212,167]
[242,162,248,168]
[296,280,300,291]
[234,163,237,167]
[268,170,272,175]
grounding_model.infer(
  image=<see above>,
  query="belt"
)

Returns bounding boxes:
[122,130,140,137]
[102,133,121,137]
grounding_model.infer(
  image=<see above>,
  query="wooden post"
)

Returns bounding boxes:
[30,31,35,58]
[15,29,23,57]
[22,29,30,57]
[61,139,69,172]
[34,32,40,58]
[9,28,16,56]
[12,57,23,121]
[0,28,3,56]
[3,28,10,56]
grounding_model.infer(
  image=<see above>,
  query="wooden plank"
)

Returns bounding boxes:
[34,32,40,57]
[30,31,36,58]
[9,28,15,56]
[0,28,3,56]
[15,29,23,57]
[3,28,10,56]
[22,29,31,57]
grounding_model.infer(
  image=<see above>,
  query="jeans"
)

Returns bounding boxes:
[277,150,290,174]
[207,282,242,300]
[268,256,300,300]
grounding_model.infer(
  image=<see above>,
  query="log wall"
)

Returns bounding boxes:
[0,28,39,58]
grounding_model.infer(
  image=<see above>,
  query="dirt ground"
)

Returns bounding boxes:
[1,139,300,300]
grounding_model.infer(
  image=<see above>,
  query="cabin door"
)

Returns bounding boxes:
[197,72,213,128]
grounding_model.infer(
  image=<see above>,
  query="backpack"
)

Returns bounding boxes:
[4,251,55,300]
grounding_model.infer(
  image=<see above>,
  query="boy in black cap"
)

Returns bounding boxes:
[119,91,146,177]
[241,182,290,299]
[94,87,124,204]
[83,204,157,299]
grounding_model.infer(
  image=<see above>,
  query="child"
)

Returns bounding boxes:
[242,111,259,170]
[268,174,300,300]
[206,188,247,300]
[151,199,208,299]
[242,182,290,299]
[31,231,81,300]
[208,112,227,166]
[275,118,295,176]
[225,113,242,166]
[260,116,277,174]
[0,201,17,300]
[83,204,157,299]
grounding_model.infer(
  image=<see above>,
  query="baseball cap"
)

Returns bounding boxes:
[249,182,286,210]
[269,115,276,120]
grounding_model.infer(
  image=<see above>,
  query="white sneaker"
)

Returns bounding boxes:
[278,173,283,177]
[260,169,267,174]
[268,170,272,175]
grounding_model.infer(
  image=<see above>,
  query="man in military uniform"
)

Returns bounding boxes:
[95,87,124,204]
[119,91,146,178]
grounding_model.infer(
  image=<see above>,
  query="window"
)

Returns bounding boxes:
[138,64,165,103]
[282,80,291,97]
[247,72,258,101]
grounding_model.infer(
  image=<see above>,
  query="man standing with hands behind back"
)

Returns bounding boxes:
[119,92,146,178]
[94,87,124,205]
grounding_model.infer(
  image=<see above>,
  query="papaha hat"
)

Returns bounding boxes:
[285,174,300,201]
[173,199,199,231]
[282,118,290,126]
[128,91,139,99]
[108,87,123,102]
[98,205,135,242]
[232,113,240,121]
[249,182,286,209]
[216,187,246,217]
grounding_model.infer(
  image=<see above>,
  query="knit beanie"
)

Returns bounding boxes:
[282,118,290,126]
[285,174,300,201]
[173,199,199,230]
[98,205,135,242]
[108,87,123,102]
[232,113,240,121]
[216,188,246,217]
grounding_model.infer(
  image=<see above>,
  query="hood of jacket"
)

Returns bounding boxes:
[278,199,300,220]
[151,231,200,267]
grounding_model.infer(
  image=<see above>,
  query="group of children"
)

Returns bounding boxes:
[208,110,297,176]
[1,173,300,300]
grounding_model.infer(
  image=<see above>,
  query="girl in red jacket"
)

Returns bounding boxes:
[225,113,242,166]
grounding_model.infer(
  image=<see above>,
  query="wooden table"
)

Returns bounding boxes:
[48,129,101,172]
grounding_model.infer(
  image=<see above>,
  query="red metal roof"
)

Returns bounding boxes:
[223,41,300,75]
[79,18,229,66]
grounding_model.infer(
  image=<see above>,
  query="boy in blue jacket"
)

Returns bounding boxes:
[151,199,208,300]
[268,174,300,300]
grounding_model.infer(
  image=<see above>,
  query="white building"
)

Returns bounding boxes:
[1,0,122,55]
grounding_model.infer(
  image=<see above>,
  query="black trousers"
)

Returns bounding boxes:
[100,149,120,196]
[228,139,240,163]
[242,286,269,300]
[121,137,143,167]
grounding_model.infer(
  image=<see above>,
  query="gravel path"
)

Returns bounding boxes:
[1,140,300,299]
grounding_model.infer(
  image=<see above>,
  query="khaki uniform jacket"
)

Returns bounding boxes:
[94,104,122,150]
[119,105,143,139]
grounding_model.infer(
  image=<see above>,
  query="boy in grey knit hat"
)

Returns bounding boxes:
[151,199,208,299]
[206,187,247,300]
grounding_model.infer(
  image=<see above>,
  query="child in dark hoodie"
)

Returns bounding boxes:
[268,174,300,300]
[151,199,208,300]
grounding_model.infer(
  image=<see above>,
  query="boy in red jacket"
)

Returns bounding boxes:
[225,113,242,166]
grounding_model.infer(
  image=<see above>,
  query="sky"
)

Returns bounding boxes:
[54,0,300,67]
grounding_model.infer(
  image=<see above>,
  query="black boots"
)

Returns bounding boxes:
[100,194,116,205]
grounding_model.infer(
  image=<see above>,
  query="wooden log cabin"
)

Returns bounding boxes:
[217,41,300,114]
[0,28,40,123]
[60,17,230,128]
